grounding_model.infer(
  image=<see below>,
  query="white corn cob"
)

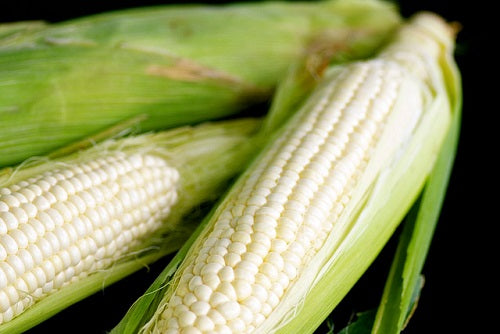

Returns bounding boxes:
[0,152,179,324]
[150,13,454,334]
[157,61,402,334]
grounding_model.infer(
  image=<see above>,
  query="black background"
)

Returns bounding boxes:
[1,1,487,333]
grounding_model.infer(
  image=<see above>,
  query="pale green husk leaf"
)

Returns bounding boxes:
[370,24,462,333]
[0,0,401,167]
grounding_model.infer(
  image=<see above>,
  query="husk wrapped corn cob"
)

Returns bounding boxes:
[113,12,460,334]
[0,117,267,332]
[0,0,401,168]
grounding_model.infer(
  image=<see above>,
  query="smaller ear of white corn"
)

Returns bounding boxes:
[0,153,179,324]
[0,117,261,330]
[143,13,456,334]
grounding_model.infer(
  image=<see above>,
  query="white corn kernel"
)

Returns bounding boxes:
[178,310,197,327]
[194,315,214,331]
[216,301,240,321]
[191,301,210,316]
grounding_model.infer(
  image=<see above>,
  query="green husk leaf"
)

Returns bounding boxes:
[0,21,47,44]
[338,310,377,334]
[371,29,462,333]
[0,0,401,167]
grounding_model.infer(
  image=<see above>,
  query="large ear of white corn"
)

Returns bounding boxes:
[140,13,457,334]
[0,117,262,332]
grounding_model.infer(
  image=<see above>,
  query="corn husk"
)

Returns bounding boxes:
[371,25,462,332]
[273,13,460,334]
[0,0,401,167]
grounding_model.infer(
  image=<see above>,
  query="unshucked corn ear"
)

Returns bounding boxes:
[119,13,459,334]
[0,0,401,167]
[0,117,263,332]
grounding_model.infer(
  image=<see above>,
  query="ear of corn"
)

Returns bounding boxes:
[110,24,347,333]
[115,12,459,334]
[0,117,263,333]
[0,0,401,168]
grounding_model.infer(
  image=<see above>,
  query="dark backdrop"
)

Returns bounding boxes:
[1,1,486,333]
